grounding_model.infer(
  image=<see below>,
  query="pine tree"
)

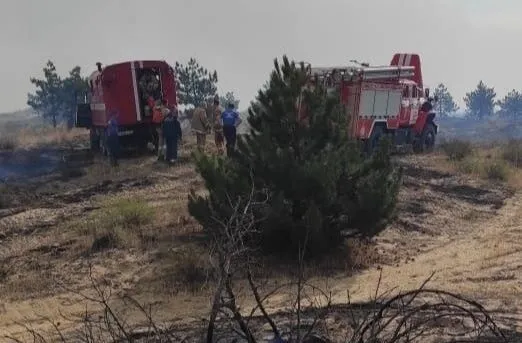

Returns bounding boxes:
[175,58,218,107]
[464,80,496,119]
[188,56,401,258]
[433,83,459,117]
[219,91,240,109]
[497,89,522,119]
[27,61,89,128]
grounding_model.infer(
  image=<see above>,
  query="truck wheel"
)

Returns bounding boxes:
[414,123,436,153]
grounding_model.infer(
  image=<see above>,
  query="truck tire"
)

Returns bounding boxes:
[414,122,436,153]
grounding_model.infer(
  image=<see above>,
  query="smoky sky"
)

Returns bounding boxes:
[0,0,521,113]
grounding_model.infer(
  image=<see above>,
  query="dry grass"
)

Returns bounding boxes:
[483,160,510,181]
[0,125,89,150]
[152,244,210,294]
[79,198,155,252]
[434,142,518,185]
[440,139,473,161]
[18,126,88,149]
[501,139,522,168]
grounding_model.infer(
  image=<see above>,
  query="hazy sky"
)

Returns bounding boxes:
[0,0,520,113]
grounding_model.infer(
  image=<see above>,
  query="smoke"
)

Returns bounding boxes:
[437,116,522,144]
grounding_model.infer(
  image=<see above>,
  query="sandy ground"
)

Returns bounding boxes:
[0,143,521,341]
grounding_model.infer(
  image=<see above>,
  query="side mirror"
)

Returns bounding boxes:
[424,88,430,98]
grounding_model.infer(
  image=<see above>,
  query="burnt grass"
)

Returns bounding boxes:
[399,162,512,214]
[0,149,514,251]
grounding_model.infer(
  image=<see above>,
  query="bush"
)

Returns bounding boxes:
[501,139,522,167]
[188,56,401,258]
[456,157,481,175]
[440,139,473,161]
[171,247,208,292]
[484,160,509,181]
[87,198,154,251]
[0,185,8,209]
[105,198,154,228]
[0,135,17,151]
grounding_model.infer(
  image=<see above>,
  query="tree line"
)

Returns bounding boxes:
[28,57,522,127]
[433,81,522,120]
[26,58,235,127]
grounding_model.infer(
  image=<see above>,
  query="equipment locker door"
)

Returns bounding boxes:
[399,85,411,124]
[75,103,92,128]
[409,86,420,125]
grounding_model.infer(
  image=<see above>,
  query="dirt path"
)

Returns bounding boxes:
[335,191,522,304]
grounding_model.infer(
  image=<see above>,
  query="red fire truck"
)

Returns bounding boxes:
[75,60,177,153]
[301,53,437,153]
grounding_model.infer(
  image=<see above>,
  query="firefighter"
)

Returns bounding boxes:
[162,106,182,163]
[106,110,120,166]
[212,96,225,155]
[221,102,242,157]
[153,99,170,160]
[191,102,211,151]
[421,97,434,112]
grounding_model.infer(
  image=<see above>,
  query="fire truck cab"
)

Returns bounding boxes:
[302,53,437,153]
[75,60,177,154]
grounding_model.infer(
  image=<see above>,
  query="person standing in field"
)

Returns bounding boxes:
[191,102,211,151]
[106,110,120,167]
[162,107,182,163]
[212,96,225,155]
[152,99,171,160]
[221,102,242,157]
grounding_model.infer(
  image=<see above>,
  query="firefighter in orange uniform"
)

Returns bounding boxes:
[152,98,170,160]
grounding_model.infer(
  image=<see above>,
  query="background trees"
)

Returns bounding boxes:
[497,89,522,119]
[433,83,458,117]
[463,81,496,119]
[219,91,240,109]
[174,57,218,108]
[27,61,89,128]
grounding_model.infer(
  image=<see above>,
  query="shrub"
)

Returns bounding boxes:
[188,56,401,258]
[171,247,208,292]
[105,198,154,229]
[484,160,509,181]
[455,156,485,175]
[0,135,17,151]
[0,185,9,209]
[87,198,154,251]
[501,139,522,167]
[440,139,473,161]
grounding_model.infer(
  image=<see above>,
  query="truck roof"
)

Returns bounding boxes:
[105,60,168,68]
[90,60,170,74]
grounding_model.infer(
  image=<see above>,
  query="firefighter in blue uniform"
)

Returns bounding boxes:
[221,102,242,157]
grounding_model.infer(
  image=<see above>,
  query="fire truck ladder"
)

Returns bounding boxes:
[309,65,416,82]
